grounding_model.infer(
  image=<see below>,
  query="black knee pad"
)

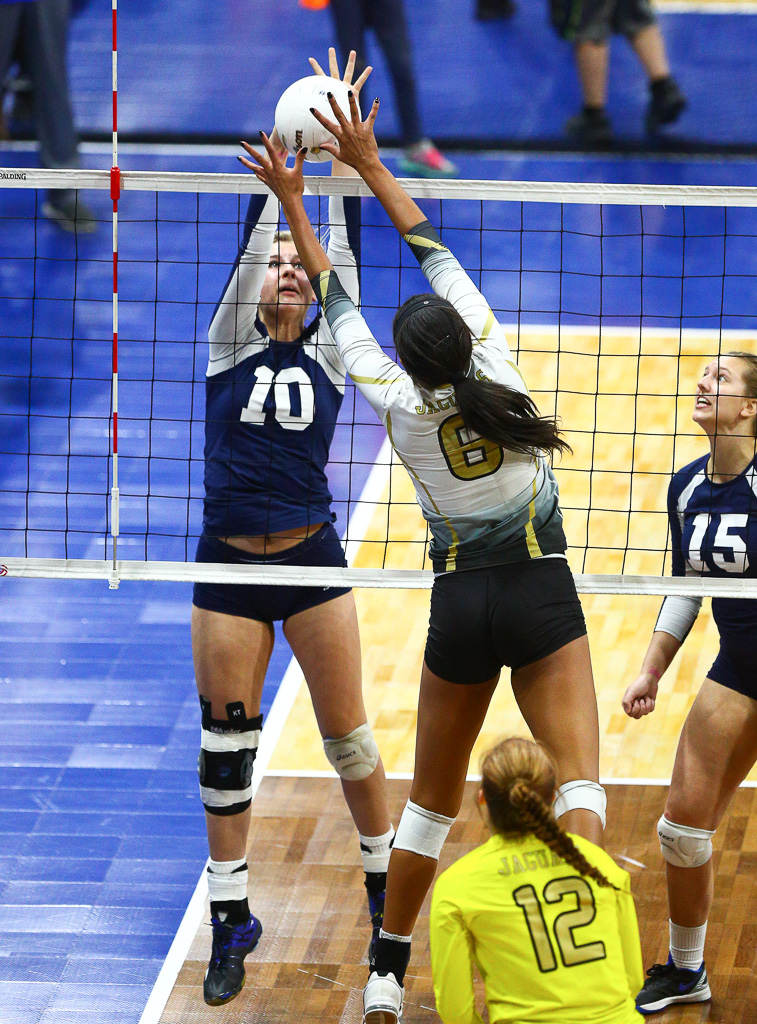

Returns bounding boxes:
[197,696,263,817]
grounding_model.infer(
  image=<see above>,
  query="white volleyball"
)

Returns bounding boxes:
[274,76,359,163]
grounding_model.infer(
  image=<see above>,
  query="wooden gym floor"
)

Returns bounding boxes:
[160,328,757,1022]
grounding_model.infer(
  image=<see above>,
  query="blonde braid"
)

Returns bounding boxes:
[509,782,616,890]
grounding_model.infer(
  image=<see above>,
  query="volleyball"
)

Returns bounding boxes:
[274,75,359,163]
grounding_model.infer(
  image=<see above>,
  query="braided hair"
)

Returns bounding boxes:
[480,737,614,890]
[392,295,571,459]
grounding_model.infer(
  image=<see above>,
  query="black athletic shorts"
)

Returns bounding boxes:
[424,557,587,686]
[708,638,757,701]
[192,524,350,624]
[550,0,656,43]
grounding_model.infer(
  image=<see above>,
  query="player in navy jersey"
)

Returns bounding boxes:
[191,51,393,1007]
[241,91,606,1024]
[622,352,757,1014]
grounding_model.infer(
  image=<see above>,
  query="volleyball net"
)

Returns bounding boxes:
[2,168,757,595]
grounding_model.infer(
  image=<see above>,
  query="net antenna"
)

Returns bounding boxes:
[109,0,121,588]
[1,173,757,599]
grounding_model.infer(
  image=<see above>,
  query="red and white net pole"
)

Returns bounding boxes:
[109,0,120,586]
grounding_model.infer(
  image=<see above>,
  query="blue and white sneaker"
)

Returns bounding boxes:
[636,955,711,1014]
[203,912,263,1005]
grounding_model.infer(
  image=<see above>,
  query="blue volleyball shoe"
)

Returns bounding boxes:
[635,955,711,1014]
[203,912,263,1005]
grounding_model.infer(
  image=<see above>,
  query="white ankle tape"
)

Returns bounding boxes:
[359,825,395,873]
[379,928,411,943]
[393,800,454,860]
[207,858,248,903]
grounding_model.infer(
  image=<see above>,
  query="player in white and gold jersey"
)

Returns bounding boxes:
[241,86,604,1024]
[431,738,643,1024]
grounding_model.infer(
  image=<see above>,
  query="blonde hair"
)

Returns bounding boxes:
[480,737,614,889]
[273,230,294,246]
[725,351,757,436]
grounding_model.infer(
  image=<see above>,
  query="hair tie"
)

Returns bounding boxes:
[394,294,453,336]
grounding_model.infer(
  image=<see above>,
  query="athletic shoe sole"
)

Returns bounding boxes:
[637,980,711,1014]
[364,1010,402,1024]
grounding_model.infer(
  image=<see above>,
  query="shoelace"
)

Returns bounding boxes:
[210,921,234,965]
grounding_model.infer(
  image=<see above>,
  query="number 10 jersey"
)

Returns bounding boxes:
[202,193,360,538]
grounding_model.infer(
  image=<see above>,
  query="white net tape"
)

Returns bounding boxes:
[2,169,757,592]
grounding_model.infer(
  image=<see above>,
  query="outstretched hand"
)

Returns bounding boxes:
[311,90,381,172]
[309,46,372,96]
[238,132,306,210]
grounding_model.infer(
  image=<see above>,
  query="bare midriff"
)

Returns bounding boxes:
[222,522,326,555]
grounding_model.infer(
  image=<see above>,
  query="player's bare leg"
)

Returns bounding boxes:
[511,634,603,846]
[284,592,391,838]
[665,678,757,928]
[191,606,272,1004]
[635,678,757,1012]
[285,591,393,945]
[383,666,499,936]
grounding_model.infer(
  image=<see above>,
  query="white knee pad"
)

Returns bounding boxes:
[323,723,379,781]
[658,815,715,868]
[393,800,455,860]
[553,780,607,830]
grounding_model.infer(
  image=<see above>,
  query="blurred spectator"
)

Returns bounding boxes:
[326,0,458,177]
[0,0,95,232]
[551,0,686,145]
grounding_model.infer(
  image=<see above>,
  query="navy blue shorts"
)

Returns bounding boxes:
[425,557,587,685]
[192,524,350,624]
[708,639,757,701]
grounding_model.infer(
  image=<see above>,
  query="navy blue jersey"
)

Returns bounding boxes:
[668,453,757,640]
[203,192,360,537]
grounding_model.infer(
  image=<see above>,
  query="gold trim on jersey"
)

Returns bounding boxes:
[402,231,446,252]
[472,308,496,347]
[525,475,543,558]
[386,410,460,571]
[349,371,405,387]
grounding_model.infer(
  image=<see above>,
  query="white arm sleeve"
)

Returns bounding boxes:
[206,193,279,372]
[325,195,359,307]
[654,595,703,642]
[312,270,405,418]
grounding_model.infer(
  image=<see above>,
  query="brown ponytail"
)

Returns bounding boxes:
[480,738,614,889]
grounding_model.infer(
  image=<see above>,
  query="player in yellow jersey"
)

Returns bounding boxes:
[430,738,643,1024]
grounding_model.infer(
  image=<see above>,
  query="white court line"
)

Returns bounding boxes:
[137,437,394,1024]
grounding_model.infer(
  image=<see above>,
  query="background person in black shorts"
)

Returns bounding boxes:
[551,0,686,145]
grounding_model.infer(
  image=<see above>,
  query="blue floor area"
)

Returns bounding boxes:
[59,0,757,147]
[1,144,757,1021]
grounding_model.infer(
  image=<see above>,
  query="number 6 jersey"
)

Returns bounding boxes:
[312,219,567,573]
[202,193,360,538]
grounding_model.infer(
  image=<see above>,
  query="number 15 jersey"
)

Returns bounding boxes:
[668,453,757,639]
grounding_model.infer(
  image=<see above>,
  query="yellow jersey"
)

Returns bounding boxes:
[430,832,643,1024]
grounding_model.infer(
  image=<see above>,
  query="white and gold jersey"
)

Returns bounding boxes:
[313,219,567,572]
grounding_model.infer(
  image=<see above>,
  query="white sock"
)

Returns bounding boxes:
[379,928,411,943]
[359,825,395,873]
[669,919,707,971]
[207,857,248,905]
